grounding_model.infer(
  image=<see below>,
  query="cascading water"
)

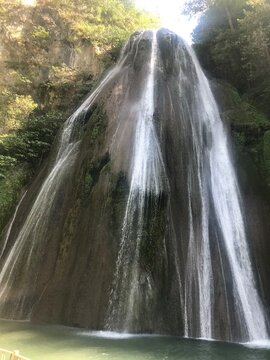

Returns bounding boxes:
[0,137,80,318]
[0,51,128,318]
[0,28,268,343]
[106,30,269,341]
[180,42,269,341]
[106,32,167,332]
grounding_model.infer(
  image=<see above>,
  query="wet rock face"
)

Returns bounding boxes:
[0,29,269,342]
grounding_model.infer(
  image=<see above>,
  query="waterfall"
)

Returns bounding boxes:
[105,29,268,341]
[0,28,268,343]
[106,31,167,332]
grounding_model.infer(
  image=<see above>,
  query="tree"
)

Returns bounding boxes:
[239,0,270,70]
[185,0,270,116]
[184,0,247,31]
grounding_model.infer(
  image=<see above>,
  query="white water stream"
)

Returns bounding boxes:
[183,43,268,340]
[106,31,166,331]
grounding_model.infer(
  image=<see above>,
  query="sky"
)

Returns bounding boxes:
[21,0,36,5]
[134,0,198,43]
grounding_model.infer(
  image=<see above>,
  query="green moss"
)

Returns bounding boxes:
[111,175,168,272]
[81,153,110,206]
[83,173,94,198]
[139,193,167,273]
[57,199,81,269]
[88,106,107,145]
[76,103,108,147]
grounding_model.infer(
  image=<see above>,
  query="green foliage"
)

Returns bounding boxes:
[47,0,158,53]
[32,25,50,40]
[0,111,64,173]
[0,167,28,234]
[219,81,270,188]
[224,84,269,127]
[183,0,208,15]
[0,93,38,131]
[5,95,38,130]
[0,110,63,233]
[0,0,158,123]
[222,82,269,129]
[0,155,17,177]
[238,2,270,84]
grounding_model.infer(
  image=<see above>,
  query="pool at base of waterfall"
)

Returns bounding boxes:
[0,320,269,360]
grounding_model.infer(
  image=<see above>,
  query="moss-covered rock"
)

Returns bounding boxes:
[80,153,110,206]
[140,194,167,274]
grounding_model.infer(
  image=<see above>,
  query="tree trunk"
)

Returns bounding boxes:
[224,3,235,31]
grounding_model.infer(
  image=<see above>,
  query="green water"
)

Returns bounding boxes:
[0,320,270,360]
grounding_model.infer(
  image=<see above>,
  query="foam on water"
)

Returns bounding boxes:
[244,340,270,349]
[77,330,161,340]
